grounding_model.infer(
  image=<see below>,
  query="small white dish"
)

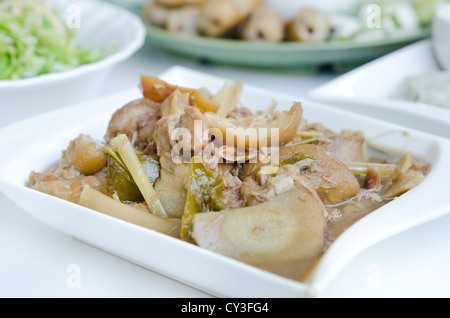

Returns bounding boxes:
[432,3,450,70]
[309,39,450,139]
[0,0,146,121]
[0,66,449,297]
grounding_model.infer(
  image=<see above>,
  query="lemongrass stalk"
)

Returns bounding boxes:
[79,186,180,238]
[110,134,168,218]
[263,100,277,114]
[344,161,396,176]
[286,137,319,147]
[213,79,243,117]
[296,131,324,138]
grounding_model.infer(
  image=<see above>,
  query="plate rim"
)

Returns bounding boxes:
[146,23,430,52]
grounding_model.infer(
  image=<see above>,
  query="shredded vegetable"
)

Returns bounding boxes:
[0,0,103,80]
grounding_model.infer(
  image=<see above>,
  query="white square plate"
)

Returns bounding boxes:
[309,39,450,139]
[1,66,449,297]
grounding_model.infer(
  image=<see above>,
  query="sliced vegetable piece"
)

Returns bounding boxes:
[79,186,181,238]
[213,79,243,118]
[343,161,396,176]
[295,131,325,138]
[192,182,327,264]
[181,156,227,242]
[153,154,190,218]
[106,148,142,202]
[110,134,167,218]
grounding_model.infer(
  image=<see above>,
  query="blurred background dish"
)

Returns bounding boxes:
[432,3,450,70]
[127,0,443,71]
[0,0,146,126]
[309,2,450,138]
[309,39,450,139]
[144,24,428,71]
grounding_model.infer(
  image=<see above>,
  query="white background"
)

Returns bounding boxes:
[1,37,449,298]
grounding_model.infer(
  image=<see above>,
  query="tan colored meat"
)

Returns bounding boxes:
[323,135,365,162]
[29,174,109,203]
[219,170,245,209]
[382,172,425,198]
[153,105,210,158]
[104,98,161,149]
[60,134,107,175]
[279,144,360,205]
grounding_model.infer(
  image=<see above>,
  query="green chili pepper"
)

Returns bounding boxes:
[104,146,160,203]
[181,156,227,242]
[279,153,315,169]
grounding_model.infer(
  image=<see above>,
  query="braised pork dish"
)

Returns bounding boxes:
[27,76,429,282]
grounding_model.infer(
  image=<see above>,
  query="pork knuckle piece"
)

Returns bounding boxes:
[61,134,107,176]
[279,144,360,205]
[104,98,161,150]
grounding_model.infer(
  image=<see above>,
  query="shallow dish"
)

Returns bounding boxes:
[0,66,449,297]
[309,39,450,139]
[145,23,428,72]
[432,3,450,70]
[0,0,145,123]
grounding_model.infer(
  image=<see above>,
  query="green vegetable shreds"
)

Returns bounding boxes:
[0,0,103,80]
[181,156,227,242]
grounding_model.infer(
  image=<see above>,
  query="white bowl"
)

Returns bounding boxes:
[432,3,450,70]
[0,0,146,125]
[0,66,449,297]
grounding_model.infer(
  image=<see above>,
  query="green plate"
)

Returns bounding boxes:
[145,24,429,72]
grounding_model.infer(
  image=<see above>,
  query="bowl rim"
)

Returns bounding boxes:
[0,0,146,89]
